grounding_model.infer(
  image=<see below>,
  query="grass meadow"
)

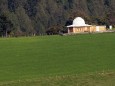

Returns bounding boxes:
[0,33,115,86]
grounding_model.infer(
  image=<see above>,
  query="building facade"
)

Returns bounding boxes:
[67,17,106,33]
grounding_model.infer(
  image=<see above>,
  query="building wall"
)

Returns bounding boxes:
[68,27,89,33]
[96,26,106,32]
[68,26,106,33]
[72,26,91,33]
[90,26,96,32]
[69,27,73,32]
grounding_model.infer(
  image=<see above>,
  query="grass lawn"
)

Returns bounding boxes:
[0,33,115,86]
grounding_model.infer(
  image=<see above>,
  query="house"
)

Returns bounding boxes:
[67,17,106,33]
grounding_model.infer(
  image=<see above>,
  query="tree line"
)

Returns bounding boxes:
[0,0,115,37]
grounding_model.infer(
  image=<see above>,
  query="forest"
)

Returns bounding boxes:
[0,0,115,37]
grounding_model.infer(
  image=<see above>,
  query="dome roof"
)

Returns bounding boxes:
[67,17,91,27]
[73,17,85,26]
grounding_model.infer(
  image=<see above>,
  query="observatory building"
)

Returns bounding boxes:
[67,17,106,33]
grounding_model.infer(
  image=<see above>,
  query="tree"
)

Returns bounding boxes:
[0,14,13,37]
[15,6,34,36]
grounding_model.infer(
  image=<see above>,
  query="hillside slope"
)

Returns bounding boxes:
[0,0,115,36]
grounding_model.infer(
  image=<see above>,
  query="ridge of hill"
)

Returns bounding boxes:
[0,0,115,36]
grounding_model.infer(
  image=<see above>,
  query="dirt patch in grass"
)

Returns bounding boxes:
[0,71,115,86]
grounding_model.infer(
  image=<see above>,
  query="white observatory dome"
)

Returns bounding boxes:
[67,17,91,27]
[73,17,86,26]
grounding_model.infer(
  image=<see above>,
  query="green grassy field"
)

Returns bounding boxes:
[0,33,115,86]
